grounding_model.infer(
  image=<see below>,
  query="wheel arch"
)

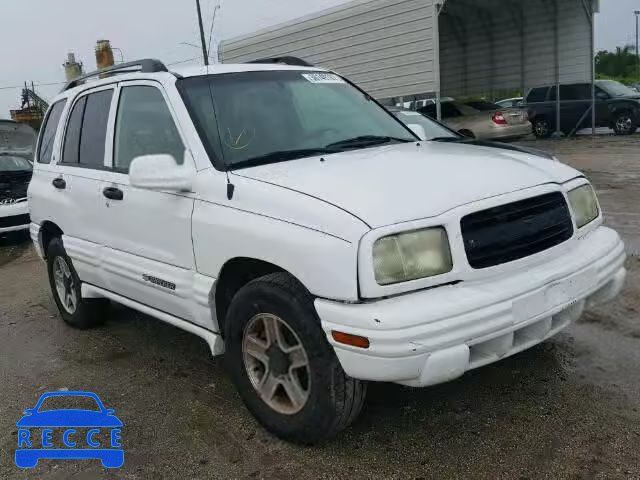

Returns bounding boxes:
[214,257,296,337]
[39,221,64,258]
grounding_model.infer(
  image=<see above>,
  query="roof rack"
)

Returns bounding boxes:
[246,56,314,67]
[62,59,168,92]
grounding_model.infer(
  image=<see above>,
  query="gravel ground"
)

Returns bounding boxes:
[1,135,639,479]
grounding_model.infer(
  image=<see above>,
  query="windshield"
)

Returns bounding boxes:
[392,110,458,139]
[0,155,32,172]
[37,395,101,412]
[597,80,638,97]
[178,70,416,169]
[0,121,37,158]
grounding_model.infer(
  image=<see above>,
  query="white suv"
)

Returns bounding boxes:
[28,58,626,443]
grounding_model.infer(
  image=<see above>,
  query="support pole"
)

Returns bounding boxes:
[553,0,561,136]
[434,2,445,121]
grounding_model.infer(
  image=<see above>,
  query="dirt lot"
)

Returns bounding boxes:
[1,135,639,479]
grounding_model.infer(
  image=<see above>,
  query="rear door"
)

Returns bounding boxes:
[49,86,116,287]
[95,81,197,322]
[559,84,591,132]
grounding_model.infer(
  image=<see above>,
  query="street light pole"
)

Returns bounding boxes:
[195,0,209,66]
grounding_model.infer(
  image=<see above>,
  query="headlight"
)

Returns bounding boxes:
[372,227,452,285]
[568,184,599,228]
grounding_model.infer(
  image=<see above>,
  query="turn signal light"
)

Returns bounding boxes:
[331,331,370,349]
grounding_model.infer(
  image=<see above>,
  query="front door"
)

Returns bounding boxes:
[96,82,197,322]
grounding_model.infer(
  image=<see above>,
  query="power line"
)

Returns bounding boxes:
[0,81,66,91]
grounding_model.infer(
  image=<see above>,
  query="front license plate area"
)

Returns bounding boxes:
[513,268,596,320]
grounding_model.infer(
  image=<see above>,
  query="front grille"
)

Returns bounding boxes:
[461,192,573,269]
[0,172,31,201]
[0,214,30,229]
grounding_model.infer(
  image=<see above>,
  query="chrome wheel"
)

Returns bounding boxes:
[242,313,311,415]
[615,113,633,134]
[53,256,77,315]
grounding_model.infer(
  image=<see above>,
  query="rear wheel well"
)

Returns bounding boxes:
[215,258,285,337]
[40,221,63,258]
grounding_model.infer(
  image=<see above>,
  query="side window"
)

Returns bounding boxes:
[526,87,548,103]
[62,89,113,167]
[560,84,591,101]
[62,96,86,164]
[548,86,557,101]
[37,100,66,164]
[79,90,113,168]
[114,86,184,172]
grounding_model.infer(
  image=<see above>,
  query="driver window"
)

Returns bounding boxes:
[113,86,184,172]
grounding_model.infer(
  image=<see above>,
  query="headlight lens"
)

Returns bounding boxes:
[372,227,453,285]
[568,184,599,228]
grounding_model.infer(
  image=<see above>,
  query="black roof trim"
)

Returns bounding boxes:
[62,59,169,92]
[246,56,314,67]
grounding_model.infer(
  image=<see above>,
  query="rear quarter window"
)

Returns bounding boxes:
[37,100,67,164]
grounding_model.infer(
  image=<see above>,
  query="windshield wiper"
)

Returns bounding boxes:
[228,148,334,170]
[429,136,466,142]
[324,135,413,151]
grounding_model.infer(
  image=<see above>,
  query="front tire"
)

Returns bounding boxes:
[224,272,366,444]
[532,117,552,138]
[612,111,637,135]
[46,237,108,329]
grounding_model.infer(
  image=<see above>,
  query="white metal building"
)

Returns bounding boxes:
[220,0,598,110]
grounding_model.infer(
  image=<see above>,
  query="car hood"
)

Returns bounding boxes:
[233,141,582,228]
[16,410,123,428]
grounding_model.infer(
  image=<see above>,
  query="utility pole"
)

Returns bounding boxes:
[195,0,209,66]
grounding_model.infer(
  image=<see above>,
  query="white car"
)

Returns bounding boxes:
[1,120,36,236]
[28,58,626,444]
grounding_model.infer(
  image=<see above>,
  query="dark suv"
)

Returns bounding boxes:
[526,80,640,137]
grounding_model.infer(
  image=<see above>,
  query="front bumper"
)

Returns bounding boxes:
[0,201,29,234]
[316,226,625,387]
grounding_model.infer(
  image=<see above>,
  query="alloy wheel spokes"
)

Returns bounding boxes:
[242,313,311,415]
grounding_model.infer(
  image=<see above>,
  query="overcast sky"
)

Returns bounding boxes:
[0,0,637,118]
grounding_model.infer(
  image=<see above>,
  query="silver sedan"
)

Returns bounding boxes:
[418,100,531,141]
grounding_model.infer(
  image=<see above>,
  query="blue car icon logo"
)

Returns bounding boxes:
[15,391,123,468]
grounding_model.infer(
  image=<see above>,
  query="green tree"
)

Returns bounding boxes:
[595,45,639,83]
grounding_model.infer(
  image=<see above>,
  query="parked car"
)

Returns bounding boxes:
[406,96,455,110]
[29,58,626,444]
[526,80,640,137]
[418,100,530,141]
[495,97,524,108]
[388,106,557,160]
[0,120,37,237]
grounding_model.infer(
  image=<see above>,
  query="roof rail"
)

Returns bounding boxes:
[246,56,313,67]
[62,59,168,92]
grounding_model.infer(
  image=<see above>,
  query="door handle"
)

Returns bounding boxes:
[103,187,124,201]
[52,177,66,190]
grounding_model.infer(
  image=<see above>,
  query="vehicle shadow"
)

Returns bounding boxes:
[0,230,31,268]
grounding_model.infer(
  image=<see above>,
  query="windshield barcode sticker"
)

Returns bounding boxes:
[302,73,345,84]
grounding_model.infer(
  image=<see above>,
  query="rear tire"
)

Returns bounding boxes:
[224,272,366,444]
[46,237,108,329]
[612,111,636,135]
[532,117,552,138]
